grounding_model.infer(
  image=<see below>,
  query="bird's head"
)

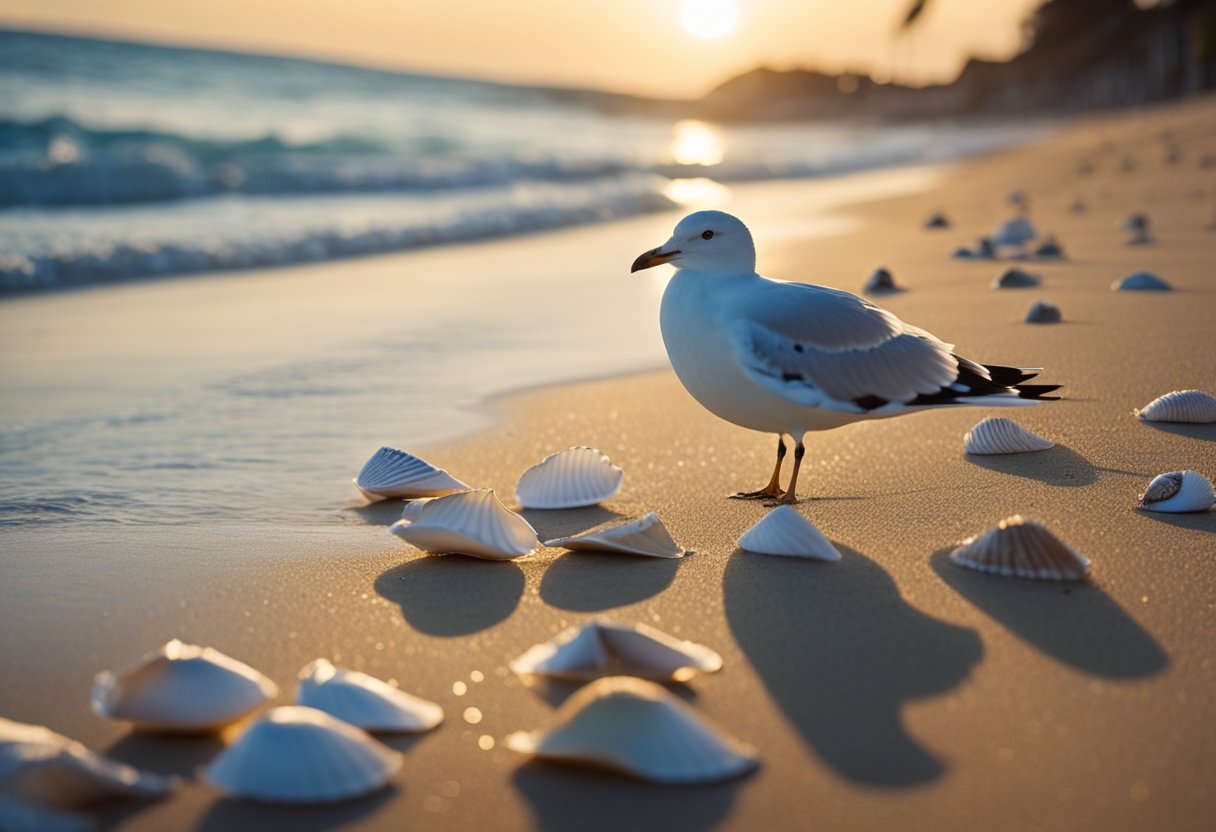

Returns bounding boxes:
[630,210,756,277]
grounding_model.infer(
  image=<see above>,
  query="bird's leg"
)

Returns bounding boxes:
[730,436,786,499]
[772,440,806,505]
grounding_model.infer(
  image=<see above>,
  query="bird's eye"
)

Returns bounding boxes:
[702,230,714,240]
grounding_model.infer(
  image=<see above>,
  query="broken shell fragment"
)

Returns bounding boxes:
[509,620,722,683]
[1136,390,1216,423]
[1136,471,1214,513]
[389,488,538,560]
[544,512,686,558]
[1025,300,1062,323]
[506,676,758,784]
[963,417,1054,455]
[1112,271,1171,291]
[737,506,840,561]
[295,659,444,733]
[353,447,469,502]
[203,706,402,804]
[515,447,624,509]
[862,266,901,295]
[91,640,278,732]
[950,516,1090,581]
[992,268,1040,289]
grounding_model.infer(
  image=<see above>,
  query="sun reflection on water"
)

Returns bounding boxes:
[670,119,724,166]
[663,177,731,208]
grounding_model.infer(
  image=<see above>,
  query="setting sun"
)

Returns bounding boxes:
[680,0,739,40]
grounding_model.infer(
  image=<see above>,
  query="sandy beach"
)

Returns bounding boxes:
[2,97,1215,831]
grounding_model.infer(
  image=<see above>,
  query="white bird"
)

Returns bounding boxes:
[631,211,1060,504]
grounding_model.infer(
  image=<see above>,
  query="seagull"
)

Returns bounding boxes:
[630,211,1060,504]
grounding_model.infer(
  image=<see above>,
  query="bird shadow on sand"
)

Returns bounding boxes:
[930,550,1169,678]
[1142,422,1216,443]
[512,765,743,832]
[193,789,396,832]
[723,544,983,787]
[540,552,680,612]
[374,557,524,636]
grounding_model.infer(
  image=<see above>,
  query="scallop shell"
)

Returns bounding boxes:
[1112,271,1171,291]
[737,506,840,561]
[949,516,1090,581]
[515,447,624,509]
[963,417,1054,455]
[389,488,538,560]
[993,216,1037,247]
[544,512,686,558]
[924,212,950,229]
[203,706,402,804]
[1136,390,1216,423]
[353,447,469,502]
[1136,470,1215,513]
[509,620,722,682]
[0,717,176,809]
[862,267,900,295]
[1123,213,1149,232]
[295,659,444,733]
[91,640,277,732]
[1025,300,1061,324]
[506,676,758,784]
[992,268,1040,289]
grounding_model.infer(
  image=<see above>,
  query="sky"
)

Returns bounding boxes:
[0,0,1048,98]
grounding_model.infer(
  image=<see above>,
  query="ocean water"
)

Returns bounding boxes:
[0,31,1050,293]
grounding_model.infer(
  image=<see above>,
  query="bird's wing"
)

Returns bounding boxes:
[728,279,960,413]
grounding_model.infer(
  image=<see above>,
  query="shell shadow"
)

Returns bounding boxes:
[193,789,396,832]
[1142,422,1216,442]
[1133,509,1216,533]
[930,549,1169,678]
[520,676,697,710]
[374,557,524,636]
[345,500,407,526]
[512,764,742,832]
[104,731,226,778]
[540,552,680,612]
[723,545,982,787]
[519,506,627,543]
[964,444,1101,487]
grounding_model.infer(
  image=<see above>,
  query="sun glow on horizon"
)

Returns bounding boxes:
[680,0,739,40]
[670,120,724,166]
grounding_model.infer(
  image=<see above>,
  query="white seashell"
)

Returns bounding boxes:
[203,706,402,804]
[963,417,1054,455]
[737,506,840,561]
[91,640,277,732]
[509,620,722,682]
[389,488,538,560]
[950,516,1090,581]
[1136,470,1215,513]
[544,512,686,558]
[992,268,1040,289]
[1113,271,1171,291]
[353,447,469,502]
[0,795,91,832]
[993,216,1037,247]
[1025,300,1062,324]
[295,659,443,733]
[506,676,757,784]
[0,717,176,811]
[1136,390,1216,423]
[515,447,624,509]
[862,267,900,295]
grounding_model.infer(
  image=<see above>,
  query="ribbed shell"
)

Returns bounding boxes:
[506,677,758,784]
[295,659,444,733]
[1136,390,1216,423]
[203,707,402,804]
[993,216,1037,247]
[963,418,1055,455]
[950,516,1090,581]
[862,267,899,295]
[737,506,840,561]
[353,447,469,501]
[509,620,723,682]
[91,640,277,732]
[388,488,538,560]
[1025,300,1062,323]
[1112,271,1171,291]
[992,268,1040,289]
[515,447,624,509]
[1136,470,1215,513]
[0,717,176,809]
[544,512,685,558]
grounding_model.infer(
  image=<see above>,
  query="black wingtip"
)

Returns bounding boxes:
[1014,383,1062,400]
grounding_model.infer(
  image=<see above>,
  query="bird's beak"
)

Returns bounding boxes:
[630,245,681,273]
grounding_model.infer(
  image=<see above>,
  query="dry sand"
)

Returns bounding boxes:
[3,98,1216,831]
